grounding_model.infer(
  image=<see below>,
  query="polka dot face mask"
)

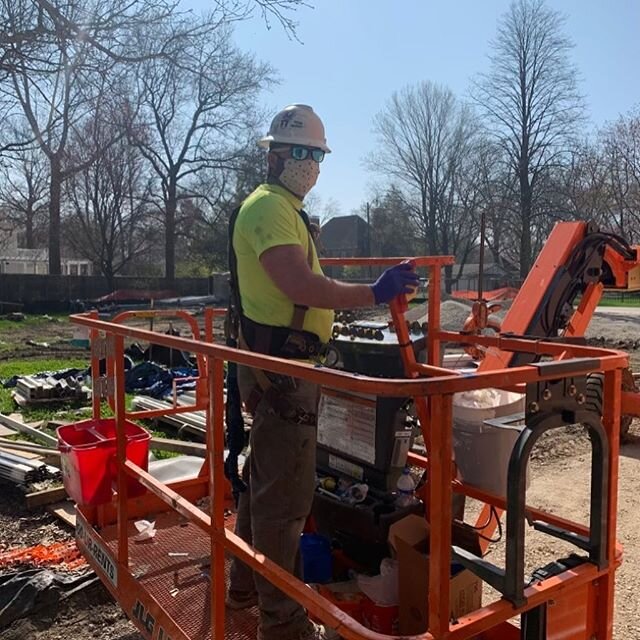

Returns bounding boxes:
[279,157,320,198]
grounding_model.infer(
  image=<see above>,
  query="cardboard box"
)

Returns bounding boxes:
[389,515,482,635]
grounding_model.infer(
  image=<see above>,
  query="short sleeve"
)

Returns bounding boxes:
[238,198,304,258]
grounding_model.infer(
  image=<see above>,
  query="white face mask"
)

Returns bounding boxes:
[278,157,320,198]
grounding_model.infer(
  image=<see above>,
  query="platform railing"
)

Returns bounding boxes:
[70,255,626,640]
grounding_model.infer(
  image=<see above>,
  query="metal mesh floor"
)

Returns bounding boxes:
[100,511,259,640]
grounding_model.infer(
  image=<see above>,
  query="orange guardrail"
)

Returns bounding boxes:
[69,254,626,640]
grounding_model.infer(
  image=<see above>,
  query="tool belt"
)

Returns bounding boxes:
[240,315,324,360]
[237,322,322,422]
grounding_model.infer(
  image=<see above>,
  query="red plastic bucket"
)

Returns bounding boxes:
[361,597,399,635]
[57,418,150,505]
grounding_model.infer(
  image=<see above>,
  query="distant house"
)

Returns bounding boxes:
[319,215,370,258]
[0,226,92,275]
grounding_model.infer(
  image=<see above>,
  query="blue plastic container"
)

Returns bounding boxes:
[300,533,333,584]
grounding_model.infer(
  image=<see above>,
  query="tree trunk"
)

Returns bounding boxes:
[444,264,453,293]
[25,205,34,249]
[519,161,533,279]
[48,157,62,275]
[104,268,116,293]
[165,180,177,282]
[426,191,437,254]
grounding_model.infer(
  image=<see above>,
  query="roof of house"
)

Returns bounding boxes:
[320,215,369,252]
[454,262,518,278]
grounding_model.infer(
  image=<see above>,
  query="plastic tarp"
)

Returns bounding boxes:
[0,569,97,628]
[93,289,177,303]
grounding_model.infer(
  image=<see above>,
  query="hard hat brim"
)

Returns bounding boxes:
[258,134,331,153]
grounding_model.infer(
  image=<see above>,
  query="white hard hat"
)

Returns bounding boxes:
[258,104,331,152]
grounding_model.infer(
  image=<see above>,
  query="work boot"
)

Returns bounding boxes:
[302,623,341,640]
[225,589,258,609]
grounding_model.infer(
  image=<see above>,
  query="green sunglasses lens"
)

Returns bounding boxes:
[291,146,308,160]
[289,146,324,162]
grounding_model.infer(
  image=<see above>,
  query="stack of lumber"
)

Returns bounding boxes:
[13,375,89,406]
[0,450,60,485]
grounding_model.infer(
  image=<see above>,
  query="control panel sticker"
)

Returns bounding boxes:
[328,454,364,480]
[318,390,376,464]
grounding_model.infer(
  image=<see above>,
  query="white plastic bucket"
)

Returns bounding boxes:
[452,389,525,497]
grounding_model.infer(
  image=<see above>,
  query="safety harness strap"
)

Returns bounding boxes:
[226,199,323,420]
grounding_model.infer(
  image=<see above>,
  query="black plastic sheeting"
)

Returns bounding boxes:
[0,569,98,628]
[2,362,198,400]
[124,362,198,399]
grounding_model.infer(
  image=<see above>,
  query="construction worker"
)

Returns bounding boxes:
[226,104,418,640]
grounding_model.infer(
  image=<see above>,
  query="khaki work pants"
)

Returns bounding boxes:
[229,365,318,640]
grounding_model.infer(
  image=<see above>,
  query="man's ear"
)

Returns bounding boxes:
[267,151,279,173]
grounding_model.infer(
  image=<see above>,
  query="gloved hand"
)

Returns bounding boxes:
[370,262,420,305]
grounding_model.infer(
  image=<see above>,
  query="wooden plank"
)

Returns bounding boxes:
[150,436,206,457]
[25,486,68,508]
[0,440,60,467]
[0,424,16,437]
[0,414,58,447]
[47,501,76,527]
[0,445,43,460]
[0,438,59,456]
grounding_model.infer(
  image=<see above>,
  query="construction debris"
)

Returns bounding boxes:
[25,487,68,509]
[149,436,207,457]
[0,541,86,571]
[0,451,60,486]
[0,445,59,473]
[0,414,57,447]
[12,374,89,407]
[0,568,97,628]
[46,501,76,527]
[131,390,252,440]
[131,395,207,438]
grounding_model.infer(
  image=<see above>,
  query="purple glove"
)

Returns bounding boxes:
[370,263,420,305]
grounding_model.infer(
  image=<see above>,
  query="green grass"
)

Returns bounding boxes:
[0,357,88,382]
[0,356,189,459]
[597,297,640,308]
[0,312,69,332]
[0,357,91,422]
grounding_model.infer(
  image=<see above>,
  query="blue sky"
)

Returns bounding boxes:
[187,0,640,216]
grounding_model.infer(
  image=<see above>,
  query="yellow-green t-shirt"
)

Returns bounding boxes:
[233,183,334,343]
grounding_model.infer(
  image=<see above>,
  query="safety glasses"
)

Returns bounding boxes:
[274,145,325,163]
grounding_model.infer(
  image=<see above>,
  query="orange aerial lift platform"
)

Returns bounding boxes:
[67,228,633,640]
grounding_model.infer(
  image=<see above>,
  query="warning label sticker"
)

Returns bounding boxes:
[317,390,376,464]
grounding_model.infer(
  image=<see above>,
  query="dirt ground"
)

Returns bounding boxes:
[1,310,640,638]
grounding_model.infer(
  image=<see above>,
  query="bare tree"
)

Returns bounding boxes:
[600,109,640,241]
[369,81,480,290]
[0,130,49,248]
[0,0,174,275]
[473,0,584,277]
[64,106,152,289]
[131,18,273,281]
[367,186,418,257]
[0,0,292,275]
[171,137,266,274]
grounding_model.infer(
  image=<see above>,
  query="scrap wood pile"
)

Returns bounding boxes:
[12,374,89,406]
[0,415,62,491]
[1,368,89,408]
[0,451,60,485]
